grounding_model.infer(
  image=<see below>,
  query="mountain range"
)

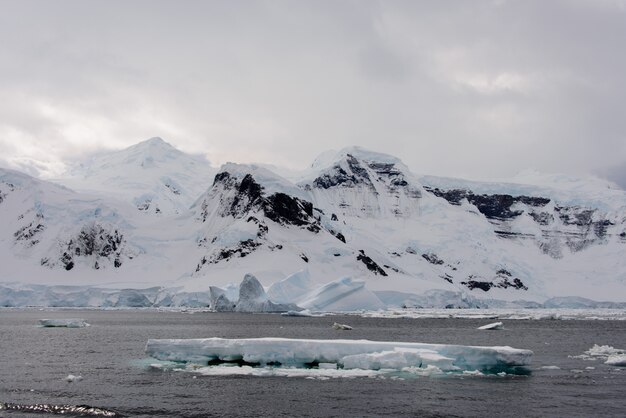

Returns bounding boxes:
[1,137,625,309]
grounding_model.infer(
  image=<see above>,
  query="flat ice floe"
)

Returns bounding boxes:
[145,337,532,376]
[39,319,90,328]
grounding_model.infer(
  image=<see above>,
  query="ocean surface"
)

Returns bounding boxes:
[1,309,625,417]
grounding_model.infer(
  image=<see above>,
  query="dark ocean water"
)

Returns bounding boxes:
[1,309,625,417]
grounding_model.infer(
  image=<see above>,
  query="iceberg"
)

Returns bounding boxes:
[267,270,315,304]
[299,277,385,312]
[605,355,626,367]
[477,322,504,330]
[39,319,90,328]
[208,274,299,312]
[145,337,533,374]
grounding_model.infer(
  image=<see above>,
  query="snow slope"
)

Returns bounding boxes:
[55,137,216,216]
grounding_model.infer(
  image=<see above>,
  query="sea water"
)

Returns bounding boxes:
[1,309,625,417]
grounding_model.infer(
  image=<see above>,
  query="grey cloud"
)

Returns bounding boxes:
[0,0,624,183]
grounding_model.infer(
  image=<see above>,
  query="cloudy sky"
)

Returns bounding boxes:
[1,0,625,186]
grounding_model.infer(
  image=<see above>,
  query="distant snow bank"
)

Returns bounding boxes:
[145,337,533,375]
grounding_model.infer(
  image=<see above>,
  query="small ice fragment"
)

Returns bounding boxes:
[39,319,89,328]
[65,374,83,382]
[541,365,561,370]
[332,322,353,330]
[605,355,626,367]
[477,322,504,330]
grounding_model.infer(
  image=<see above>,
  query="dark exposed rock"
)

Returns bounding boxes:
[461,272,528,291]
[405,247,417,255]
[57,223,126,270]
[357,250,388,276]
[424,187,550,220]
[207,171,322,232]
[312,154,375,191]
[300,253,309,262]
[164,182,181,195]
[461,280,493,291]
[530,211,554,225]
[555,206,594,226]
[329,230,346,243]
[264,192,313,227]
[14,222,45,246]
[422,253,444,265]
[331,213,338,221]
[440,274,453,284]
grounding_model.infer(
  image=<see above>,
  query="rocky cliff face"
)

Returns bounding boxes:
[424,186,623,259]
[301,148,422,219]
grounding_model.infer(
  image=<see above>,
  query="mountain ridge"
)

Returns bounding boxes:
[1,138,625,308]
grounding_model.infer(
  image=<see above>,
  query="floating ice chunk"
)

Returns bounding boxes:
[540,365,561,370]
[65,374,83,382]
[332,322,353,330]
[605,355,626,366]
[145,337,533,374]
[585,344,624,357]
[477,322,504,330]
[39,319,90,328]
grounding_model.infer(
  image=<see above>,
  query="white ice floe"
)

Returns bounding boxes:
[39,319,90,328]
[477,322,504,330]
[605,355,626,366]
[572,344,626,365]
[65,374,83,382]
[332,322,353,330]
[145,337,532,374]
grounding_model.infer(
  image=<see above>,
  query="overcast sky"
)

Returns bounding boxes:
[1,0,625,187]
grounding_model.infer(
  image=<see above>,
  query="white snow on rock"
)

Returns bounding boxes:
[39,319,90,328]
[477,322,504,330]
[145,337,533,374]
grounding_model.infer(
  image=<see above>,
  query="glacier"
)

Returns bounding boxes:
[145,337,533,375]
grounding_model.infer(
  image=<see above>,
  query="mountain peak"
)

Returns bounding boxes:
[311,146,401,171]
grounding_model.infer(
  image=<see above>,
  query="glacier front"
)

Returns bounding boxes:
[145,337,532,374]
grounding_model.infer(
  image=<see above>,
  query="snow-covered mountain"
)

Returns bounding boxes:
[1,139,625,308]
[55,137,216,216]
